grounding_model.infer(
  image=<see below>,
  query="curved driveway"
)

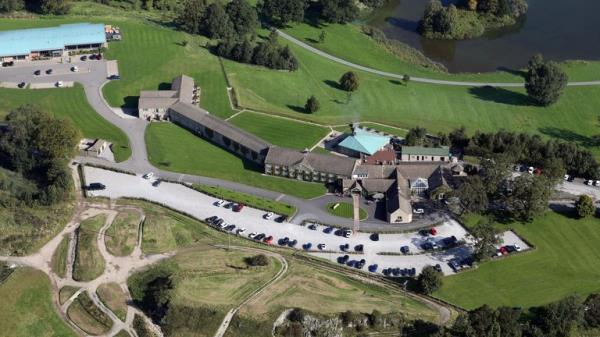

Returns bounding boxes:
[276,30,600,88]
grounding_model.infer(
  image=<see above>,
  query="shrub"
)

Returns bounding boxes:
[417,265,443,294]
[575,195,595,219]
[244,254,269,266]
[339,71,359,92]
[305,95,320,113]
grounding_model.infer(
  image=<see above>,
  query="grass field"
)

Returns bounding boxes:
[228,111,330,150]
[0,268,77,337]
[192,184,296,217]
[97,283,128,321]
[435,211,600,309]
[333,122,408,138]
[105,210,141,256]
[326,202,368,220]
[51,235,69,278]
[59,286,80,305]
[145,123,326,199]
[67,291,113,335]
[0,84,131,162]
[73,214,106,281]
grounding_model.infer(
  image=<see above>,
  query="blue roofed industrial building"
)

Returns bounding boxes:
[337,126,391,157]
[0,23,107,62]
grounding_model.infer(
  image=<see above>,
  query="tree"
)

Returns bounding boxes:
[405,126,427,146]
[470,218,500,261]
[506,175,552,222]
[319,0,359,23]
[226,0,258,36]
[34,0,70,14]
[339,71,359,92]
[525,54,568,106]
[584,294,600,328]
[417,265,442,294]
[260,0,307,27]
[455,176,489,214]
[319,30,327,43]
[175,0,207,34]
[530,295,583,337]
[305,95,320,113]
[468,305,501,337]
[574,195,595,218]
[402,74,410,84]
[0,0,24,12]
[202,2,234,39]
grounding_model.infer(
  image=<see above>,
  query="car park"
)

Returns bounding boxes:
[264,212,274,220]
[370,233,379,241]
[214,199,225,206]
[143,172,154,179]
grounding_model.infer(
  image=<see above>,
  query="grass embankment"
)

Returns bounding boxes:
[145,123,326,199]
[67,291,113,335]
[0,268,77,337]
[0,83,131,162]
[333,122,408,138]
[97,283,128,321]
[105,210,141,256]
[326,202,368,220]
[51,235,69,278]
[192,184,296,217]
[73,214,106,281]
[228,111,330,150]
[435,211,600,309]
[59,286,80,305]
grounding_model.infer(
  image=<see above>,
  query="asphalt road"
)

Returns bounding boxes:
[276,30,600,88]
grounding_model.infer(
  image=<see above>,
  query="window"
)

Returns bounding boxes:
[222,136,231,147]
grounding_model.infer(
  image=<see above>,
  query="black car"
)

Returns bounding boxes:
[81,55,88,61]
[152,179,161,187]
[255,233,266,241]
[337,255,350,264]
[391,268,400,276]
[442,236,458,248]
[505,245,517,253]
[370,233,380,241]
[205,216,218,224]
[224,202,234,209]
[308,224,318,230]
[87,182,106,190]
[354,244,364,252]
[323,227,334,234]
[400,245,410,254]
[368,264,378,272]
[274,215,286,223]
[108,75,121,80]
[46,69,53,74]
[34,70,41,76]
[303,242,312,250]
[17,82,26,88]
[278,237,290,246]
[421,242,434,250]
[357,259,366,269]
[214,219,225,227]
[288,239,298,247]
[340,243,350,251]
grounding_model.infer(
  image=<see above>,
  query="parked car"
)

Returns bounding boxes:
[323,227,334,234]
[308,224,318,230]
[278,237,289,245]
[303,243,312,250]
[71,66,78,72]
[248,232,257,239]
[429,227,438,235]
[514,244,522,251]
[528,166,535,174]
[263,236,274,245]
[143,172,154,179]
[46,69,53,74]
[264,212,274,220]
[400,245,410,254]
[55,81,64,87]
[413,208,425,214]
[108,75,121,80]
[96,53,103,60]
[34,70,41,76]
[152,179,161,187]
[442,235,458,247]
[337,255,350,264]
[255,233,266,241]
[505,245,516,253]
[340,243,350,251]
[81,55,88,61]
[356,259,366,269]
[17,82,26,88]
[274,215,286,223]
[354,244,364,252]
[233,203,245,212]
[370,233,380,241]
[205,216,218,224]
[587,180,594,186]
[564,174,571,181]
[237,227,246,235]
[318,243,326,250]
[449,260,461,272]
[87,183,106,190]
[214,199,225,206]
[288,239,298,247]
[343,229,352,238]
[368,264,378,273]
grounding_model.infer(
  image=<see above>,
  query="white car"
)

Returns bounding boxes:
[587,180,594,186]
[219,222,228,229]
[143,172,154,179]
[595,181,600,187]
[264,212,274,220]
[71,66,78,72]
[215,199,225,206]
[318,243,326,250]
[514,244,522,251]
[343,229,352,238]
[55,81,64,87]
[413,208,425,214]
[527,167,534,174]
[237,227,246,235]
[248,232,257,239]
[564,174,570,181]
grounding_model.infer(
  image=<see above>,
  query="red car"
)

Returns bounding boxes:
[499,246,508,255]
[430,227,438,236]
[263,235,273,244]
[233,203,245,212]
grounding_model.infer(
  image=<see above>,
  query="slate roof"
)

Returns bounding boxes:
[138,75,195,110]
[265,147,357,177]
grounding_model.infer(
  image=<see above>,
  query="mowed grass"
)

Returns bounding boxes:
[326,202,368,220]
[59,286,80,305]
[105,210,141,256]
[228,111,330,149]
[0,84,131,162]
[73,214,106,281]
[67,291,113,335]
[0,268,77,337]
[241,257,438,322]
[145,123,326,199]
[435,211,600,309]
[51,235,69,278]
[97,283,128,321]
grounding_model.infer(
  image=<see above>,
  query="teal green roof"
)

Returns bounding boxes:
[402,146,449,156]
[338,128,390,155]
[0,23,106,58]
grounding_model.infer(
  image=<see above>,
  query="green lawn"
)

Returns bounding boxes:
[105,210,140,256]
[435,211,600,309]
[59,286,80,305]
[97,283,128,321]
[0,268,77,337]
[228,111,330,149]
[333,122,408,138]
[326,202,368,220]
[0,85,131,162]
[51,235,69,278]
[73,214,106,281]
[192,184,296,217]
[145,123,326,199]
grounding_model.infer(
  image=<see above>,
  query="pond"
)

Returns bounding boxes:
[368,0,600,73]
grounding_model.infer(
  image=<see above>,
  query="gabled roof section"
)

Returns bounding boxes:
[338,128,390,155]
[265,147,357,177]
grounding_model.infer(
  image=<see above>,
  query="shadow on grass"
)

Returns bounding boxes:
[286,104,309,114]
[324,79,343,90]
[538,127,592,146]
[389,79,404,85]
[121,96,139,109]
[469,86,534,106]
[157,82,172,90]
[305,37,319,44]
[549,204,578,220]
[497,66,527,79]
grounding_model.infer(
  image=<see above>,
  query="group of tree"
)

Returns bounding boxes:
[405,126,450,147]
[176,0,258,38]
[215,30,299,71]
[525,54,568,106]
[459,0,528,18]
[259,0,379,27]
[0,0,70,14]
[0,105,80,206]
[417,265,443,294]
